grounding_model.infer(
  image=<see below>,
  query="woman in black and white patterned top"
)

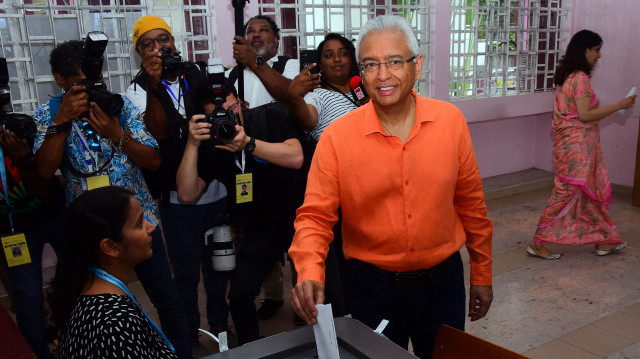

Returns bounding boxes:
[49,187,178,358]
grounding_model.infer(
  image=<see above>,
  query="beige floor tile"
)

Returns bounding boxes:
[525,339,601,359]
[591,311,640,341]
[493,246,541,276]
[622,301,640,318]
[560,325,635,357]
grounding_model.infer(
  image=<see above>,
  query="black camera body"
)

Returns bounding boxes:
[198,58,236,146]
[160,45,184,78]
[79,32,124,117]
[0,57,36,139]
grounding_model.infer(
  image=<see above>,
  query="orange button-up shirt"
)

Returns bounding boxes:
[289,92,493,286]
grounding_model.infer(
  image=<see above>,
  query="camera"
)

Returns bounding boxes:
[79,31,124,117]
[198,58,237,146]
[0,57,36,139]
[160,45,184,78]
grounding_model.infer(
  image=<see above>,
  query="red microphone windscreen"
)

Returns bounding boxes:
[350,76,362,90]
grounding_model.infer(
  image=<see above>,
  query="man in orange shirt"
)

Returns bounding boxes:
[288,15,493,359]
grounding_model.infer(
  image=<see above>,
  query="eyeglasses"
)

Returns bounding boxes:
[226,101,240,113]
[359,55,417,74]
[138,33,171,51]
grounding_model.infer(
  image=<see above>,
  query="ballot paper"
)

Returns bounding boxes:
[313,304,340,359]
[618,86,637,115]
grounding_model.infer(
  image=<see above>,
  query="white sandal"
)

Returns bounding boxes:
[595,242,629,256]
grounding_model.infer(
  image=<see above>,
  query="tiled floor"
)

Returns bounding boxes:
[2,170,640,358]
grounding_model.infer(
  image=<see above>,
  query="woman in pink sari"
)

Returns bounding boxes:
[528,30,637,260]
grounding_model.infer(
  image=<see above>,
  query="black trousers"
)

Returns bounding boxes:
[346,252,465,359]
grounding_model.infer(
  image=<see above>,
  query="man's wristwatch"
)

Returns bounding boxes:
[255,56,265,68]
[245,137,256,154]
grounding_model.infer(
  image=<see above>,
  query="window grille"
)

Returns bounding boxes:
[257,0,431,96]
[0,0,214,114]
[449,0,567,98]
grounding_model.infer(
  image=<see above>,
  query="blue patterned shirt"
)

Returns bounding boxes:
[33,95,160,225]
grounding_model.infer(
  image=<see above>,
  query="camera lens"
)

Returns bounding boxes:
[217,123,236,142]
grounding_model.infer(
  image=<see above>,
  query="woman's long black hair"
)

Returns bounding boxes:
[553,29,603,86]
[48,186,133,331]
[317,33,360,88]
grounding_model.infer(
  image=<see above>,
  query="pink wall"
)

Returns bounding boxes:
[213,0,259,67]
[569,0,640,186]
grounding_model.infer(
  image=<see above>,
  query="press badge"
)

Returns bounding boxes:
[2,233,32,267]
[236,173,253,204]
[86,175,110,191]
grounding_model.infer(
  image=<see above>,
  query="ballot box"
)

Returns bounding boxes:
[205,317,417,359]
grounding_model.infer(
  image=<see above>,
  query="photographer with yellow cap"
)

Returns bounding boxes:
[126,15,233,357]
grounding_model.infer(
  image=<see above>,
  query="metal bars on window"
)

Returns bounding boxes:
[257,0,431,96]
[449,0,567,98]
[0,0,214,114]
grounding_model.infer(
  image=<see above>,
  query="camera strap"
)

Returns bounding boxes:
[89,267,175,352]
[0,147,15,233]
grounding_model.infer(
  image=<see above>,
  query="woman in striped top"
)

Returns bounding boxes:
[288,33,364,140]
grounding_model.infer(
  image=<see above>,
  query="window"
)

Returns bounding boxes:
[449,0,567,98]
[257,0,432,96]
[0,0,214,114]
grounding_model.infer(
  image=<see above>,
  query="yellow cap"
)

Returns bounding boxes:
[132,16,172,47]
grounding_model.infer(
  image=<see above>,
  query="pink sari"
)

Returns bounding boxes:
[533,71,621,245]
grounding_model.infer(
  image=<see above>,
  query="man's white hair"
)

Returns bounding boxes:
[356,15,420,62]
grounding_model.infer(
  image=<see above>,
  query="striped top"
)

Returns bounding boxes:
[304,88,358,141]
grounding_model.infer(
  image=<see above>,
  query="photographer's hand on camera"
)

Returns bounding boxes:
[138,48,169,141]
[177,114,210,203]
[0,127,31,166]
[87,102,161,172]
[36,84,89,179]
[214,125,247,153]
[141,49,164,88]
[187,114,211,148]
[86,101,122,142]
[55,84,89,124]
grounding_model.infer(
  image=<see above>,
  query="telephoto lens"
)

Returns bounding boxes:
[205,225,235,271]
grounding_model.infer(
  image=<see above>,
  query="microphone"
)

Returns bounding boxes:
[350,76,367,101]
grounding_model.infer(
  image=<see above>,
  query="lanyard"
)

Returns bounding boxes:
[88,267,175,352]
[72,122,98,171]
[325,83,360,107]
[234,151,246,173]
[0,147,14,233]
[161,76,188,111]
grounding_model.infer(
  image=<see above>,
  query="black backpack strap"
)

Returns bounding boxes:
[271,55,291,74]
[228,66,239,86]
[228,55,291,85]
